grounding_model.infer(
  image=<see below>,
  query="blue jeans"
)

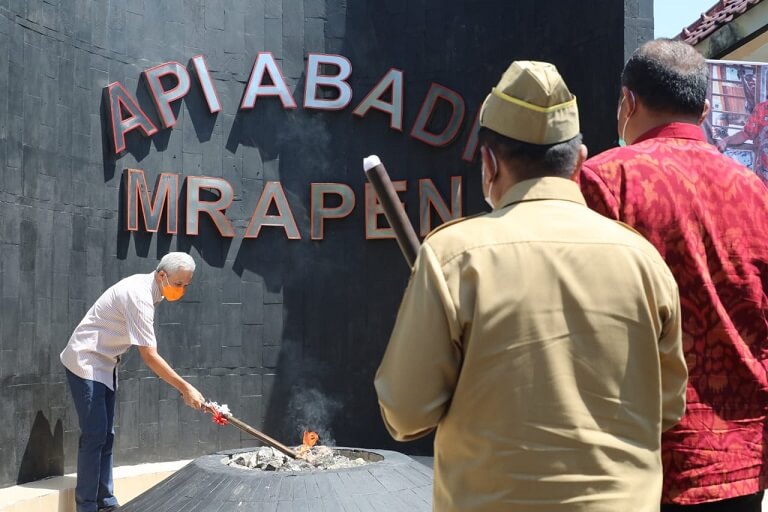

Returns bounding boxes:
[65,369,119,512]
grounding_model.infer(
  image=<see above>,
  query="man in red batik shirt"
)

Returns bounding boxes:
[575,39,768,512]
[717,99,768,183]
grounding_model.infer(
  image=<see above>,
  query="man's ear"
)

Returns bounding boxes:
[480,145,494,182]
[699,99,711,125]
[570,144,588,179]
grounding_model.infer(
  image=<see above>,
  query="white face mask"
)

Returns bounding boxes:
[483,148,498,209]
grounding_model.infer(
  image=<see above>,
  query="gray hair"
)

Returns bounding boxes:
[156,252,196,274]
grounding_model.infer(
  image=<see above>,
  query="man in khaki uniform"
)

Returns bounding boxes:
[374,61,688,512]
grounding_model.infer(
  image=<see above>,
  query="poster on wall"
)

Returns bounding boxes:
[706,59,768,182]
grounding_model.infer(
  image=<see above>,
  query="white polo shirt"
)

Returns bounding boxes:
[60,273,163,389]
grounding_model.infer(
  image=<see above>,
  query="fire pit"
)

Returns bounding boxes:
[226,445,378,472]
[120,447,432,511]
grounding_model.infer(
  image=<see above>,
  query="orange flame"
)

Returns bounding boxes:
[296,430,319,458]
[303,430,319,447]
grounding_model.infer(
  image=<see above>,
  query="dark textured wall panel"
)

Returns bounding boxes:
[0,0,652,486]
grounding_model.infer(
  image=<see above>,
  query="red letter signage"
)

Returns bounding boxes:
[190,55,222,114]
[186,176,235,237]
[241,53,297,110]
[352,68,404,131]
[143,61,191,129]
[411,83,466,147]
[104,82,158,154]
[310,183,355,239]
[419,177,462,236]
[125,169,179,233]
[244,182,301,239]
[303,54,353,110]
[365,180,407,239]
[462,108,482,162]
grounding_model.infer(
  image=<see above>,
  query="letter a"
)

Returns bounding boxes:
[241,53,297,110]
[104,82,158,154]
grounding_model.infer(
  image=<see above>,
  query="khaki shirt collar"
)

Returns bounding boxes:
[496,176,587,210]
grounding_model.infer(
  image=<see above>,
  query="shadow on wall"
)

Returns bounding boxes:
[17,411,64,484]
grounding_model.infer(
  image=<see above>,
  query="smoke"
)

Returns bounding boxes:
[287,386,342,446]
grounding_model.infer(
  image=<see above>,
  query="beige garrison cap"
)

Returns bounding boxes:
[479,61,579,145]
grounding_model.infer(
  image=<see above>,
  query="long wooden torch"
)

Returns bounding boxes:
[205,401,297,459]
[363,155,421,267]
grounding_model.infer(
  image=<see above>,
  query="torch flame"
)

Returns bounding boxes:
[303,430,319,447]
[296,430,319,458]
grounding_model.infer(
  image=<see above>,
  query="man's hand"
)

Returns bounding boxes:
[182,385,205,410]
[716,138,729,152]
[717,131,749,152]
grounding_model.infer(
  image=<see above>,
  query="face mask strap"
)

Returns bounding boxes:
[484,147,498,209]
[161,272,174,289]
[620,90,635,145]
[489,148,498,179]
[616,96,624,122]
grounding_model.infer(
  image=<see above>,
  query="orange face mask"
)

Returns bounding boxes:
[161,273,185,302]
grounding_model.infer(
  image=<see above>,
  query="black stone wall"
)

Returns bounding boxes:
[0,0,652,486]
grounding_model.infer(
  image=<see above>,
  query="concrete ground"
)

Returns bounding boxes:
[2,456,767,510]
[0,460,190,512]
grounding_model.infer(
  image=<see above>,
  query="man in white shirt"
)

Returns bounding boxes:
[60,252,205,512]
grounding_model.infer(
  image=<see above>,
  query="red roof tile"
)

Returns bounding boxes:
[675,0,765,45]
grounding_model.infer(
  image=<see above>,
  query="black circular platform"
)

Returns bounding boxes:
[121,448,433,511]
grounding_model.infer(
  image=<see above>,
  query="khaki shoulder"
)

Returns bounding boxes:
[424,212,486,241]
[612,220,643,237]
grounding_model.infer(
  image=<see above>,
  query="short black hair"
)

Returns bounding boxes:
[621,38,707,117]
[478,128,583,179]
